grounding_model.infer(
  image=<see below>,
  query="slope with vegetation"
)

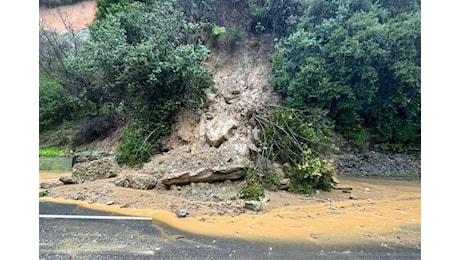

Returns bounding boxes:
[39,0,421,198]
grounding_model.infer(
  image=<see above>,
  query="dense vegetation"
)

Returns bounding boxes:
[40,0,213,166]
[39,0,420,193]
[270,0,421,151]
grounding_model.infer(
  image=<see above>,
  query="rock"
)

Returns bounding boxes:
[231,89,241,95]
[364,187,371,192]
[259,195,270,203]
[349,194,358,200]
[331,184,353,191]
[40,180,64,189]
[176,209,188,218]
[331,175,340,184]
[244,200,262,211]
[233,142,250,156]
[72,157,120,184]
[272,162,285,180]
[282,163,292,173]
[278,178,290,190]
[162,166,245,186]
[252,126,260,143]
[73,150,115,164]
[205,114,237,147]
[59,176,75,184]
[114,173,157,190]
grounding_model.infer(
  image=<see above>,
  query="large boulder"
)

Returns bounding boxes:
[205,114,237,147]
[161,165,245,186]
[72,157,120,184]
[114,173,157,190]
[73,150,115,164]
[140,144,250,186]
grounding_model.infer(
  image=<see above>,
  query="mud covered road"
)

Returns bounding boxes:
[40,172,421,257]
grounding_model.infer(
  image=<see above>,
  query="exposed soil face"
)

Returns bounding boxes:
[39,0,97,32]
[39,1,421,249]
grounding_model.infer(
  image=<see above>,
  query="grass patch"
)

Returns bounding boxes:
[39,147,65,157]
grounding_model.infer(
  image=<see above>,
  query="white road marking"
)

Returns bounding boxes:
[39,214,151,221]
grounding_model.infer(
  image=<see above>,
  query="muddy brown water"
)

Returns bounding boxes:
[39,171,421,249]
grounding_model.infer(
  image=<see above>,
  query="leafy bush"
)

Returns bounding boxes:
[39,190,49,197]
[115,123,162,167]
[210,25,226,39]
[288,150,334,194]
[237,169,265,200]
[39,73,75,132]
[255,106,334,194]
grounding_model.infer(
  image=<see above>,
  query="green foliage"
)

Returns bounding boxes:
[237,169,265,200]
[39,73,75,132]
[288,150,334,194]
[39,147,65,157]
[263,174,280,187]
[95,0,131,20]
[255,107,334,194]
[270,0,420,151]
[248,0,303,36]
[210,25,227,39]
[115,123,161,166]
[40,0,213,164]
[39,190,50,197]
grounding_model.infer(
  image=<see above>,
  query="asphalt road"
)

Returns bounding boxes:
[39,201,421,259]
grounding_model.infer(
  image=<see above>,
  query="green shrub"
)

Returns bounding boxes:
[116,124,158,167]
[39,190,49,197]
[288,150,334,194]
[210,25,227,39]
[237,169,265,200]
[255,107,334,195]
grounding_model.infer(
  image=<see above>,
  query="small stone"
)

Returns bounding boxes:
[278,178,290,190]
[331,175,340,184]
[349,194,358,200]
[106,201,114,205]
[176,209,188,218]
[259,196,270,203]
[332,184,353,191]
[244,200,262,211]
[59,176,75,184]
[364,188,371,192]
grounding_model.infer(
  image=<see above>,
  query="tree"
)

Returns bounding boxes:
[270,0,421,151]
